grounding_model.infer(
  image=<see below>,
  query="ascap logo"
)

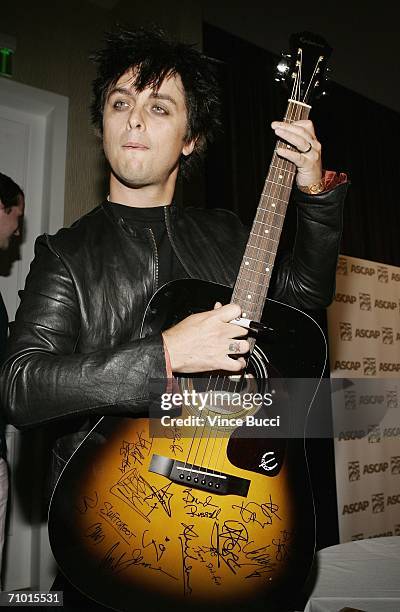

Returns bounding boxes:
[337,257,348,275]
[342,500,369,514]
[363,462,388,474]
[359,395,384,405]
[382,327,394,344]
[363,357,376,376]
[348,461,360,481]
[368,424,381,443]
[391,456,400,475]
[339,322,352,341]
[395,524,400,536]
[379,362,400,372]
[384,427,400,438]
[338,430,365,441]
[387,389,398,409]
[372,493,385,513]
[335,293,356,304]
[377,265,389,283]
[375,299,397,310]
[387,494,400,506]
[355,328,380,339]
[351,264,375,276]
[334,360,361,371]
[344,390,357,410]
[359,292,371,310]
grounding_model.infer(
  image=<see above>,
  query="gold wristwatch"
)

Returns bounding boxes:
[298,179,326,195]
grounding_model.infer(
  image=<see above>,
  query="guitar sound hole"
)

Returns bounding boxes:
[179,355,269,418]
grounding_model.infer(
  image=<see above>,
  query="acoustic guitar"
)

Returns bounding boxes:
[49,32,332,612]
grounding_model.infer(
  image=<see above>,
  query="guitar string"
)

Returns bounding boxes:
[185,100,306,478]
[181,74,311,479]
[216,100,306,479]
[192,99,304,478]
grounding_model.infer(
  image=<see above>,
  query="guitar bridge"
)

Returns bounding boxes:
[149,454,250,497]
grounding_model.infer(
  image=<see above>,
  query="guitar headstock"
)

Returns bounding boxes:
[275,31,332,104]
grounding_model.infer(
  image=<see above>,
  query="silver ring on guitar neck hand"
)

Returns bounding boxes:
[302,142,312,154]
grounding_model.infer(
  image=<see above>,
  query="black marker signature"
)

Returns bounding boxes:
[209,520,248,574]
[179,523,199,596]
[110,468,173,522]
[99,541,177,580]
[75,491,99,515]
[141,529,169,562]
[182,488,221,520]
[272,529,292,562]
[165,426,184,455]
[232,495,281,528]
[85,522,105,544]
[120,431,153,472]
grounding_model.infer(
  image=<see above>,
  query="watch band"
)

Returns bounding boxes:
[298,179,326,195]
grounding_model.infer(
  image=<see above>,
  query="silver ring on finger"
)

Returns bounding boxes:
[301,142,312,154]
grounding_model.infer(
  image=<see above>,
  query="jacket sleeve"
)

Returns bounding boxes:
[0,235,167,430]
[269,182,348,309]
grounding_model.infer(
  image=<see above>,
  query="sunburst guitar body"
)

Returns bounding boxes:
[49,279,326,612]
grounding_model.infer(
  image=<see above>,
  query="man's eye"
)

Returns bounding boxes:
[113,100,129,110]
[152,105,168,114]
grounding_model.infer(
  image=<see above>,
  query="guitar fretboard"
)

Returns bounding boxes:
[231,100,311,324]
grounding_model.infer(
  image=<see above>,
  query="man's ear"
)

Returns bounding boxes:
[182,138,196,157]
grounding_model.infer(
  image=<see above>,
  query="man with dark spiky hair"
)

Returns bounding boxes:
[0,27,346,608]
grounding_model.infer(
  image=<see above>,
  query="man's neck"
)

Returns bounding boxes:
[109,175,176,208]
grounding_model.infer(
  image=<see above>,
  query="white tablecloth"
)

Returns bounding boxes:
[304,536,400,612]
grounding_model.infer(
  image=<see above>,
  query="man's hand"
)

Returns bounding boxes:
[271,119,322,188]
[162,302,249,374]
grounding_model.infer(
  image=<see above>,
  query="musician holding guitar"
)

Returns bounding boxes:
[0,26,347,612]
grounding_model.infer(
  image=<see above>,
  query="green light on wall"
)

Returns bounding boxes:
[0,47,13,77]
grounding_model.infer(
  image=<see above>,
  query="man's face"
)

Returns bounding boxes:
[0,195,24,250]
[102,69,194,194]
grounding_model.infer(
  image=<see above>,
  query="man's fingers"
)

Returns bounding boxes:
[272,119,317,140]
[213,302,242,322]
[227,339,250,354]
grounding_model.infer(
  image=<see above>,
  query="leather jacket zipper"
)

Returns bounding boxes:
[147,228,159,292]
[164,206,192,278]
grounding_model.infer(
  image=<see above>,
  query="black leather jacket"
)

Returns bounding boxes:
[0,184,347,433]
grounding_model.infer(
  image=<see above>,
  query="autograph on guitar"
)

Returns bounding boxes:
[49,32,332,612]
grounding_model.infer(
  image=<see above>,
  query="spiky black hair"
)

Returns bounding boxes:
[90,25,221,175]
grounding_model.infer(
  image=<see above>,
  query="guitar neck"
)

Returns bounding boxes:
[231,100,311,323]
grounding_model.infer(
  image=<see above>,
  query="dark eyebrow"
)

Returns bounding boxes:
[150,92,177,107]
[107,86,132,98]
[107,87,177,107]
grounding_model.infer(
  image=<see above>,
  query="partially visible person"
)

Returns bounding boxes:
[0,172,24,587]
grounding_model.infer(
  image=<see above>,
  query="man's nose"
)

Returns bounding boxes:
[127,105,145,130]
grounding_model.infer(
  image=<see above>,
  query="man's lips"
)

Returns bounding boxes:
[122,142,149,150]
